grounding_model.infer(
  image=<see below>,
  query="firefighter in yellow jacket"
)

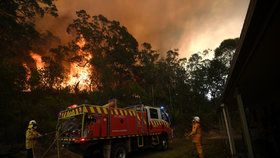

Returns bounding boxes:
[26,120,42,158]
[188,116,203,158]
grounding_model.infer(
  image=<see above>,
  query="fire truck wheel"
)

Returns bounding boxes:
[158,135,168,151]
[111,143,127,158]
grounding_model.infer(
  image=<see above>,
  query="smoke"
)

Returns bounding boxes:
[35,0,249,58]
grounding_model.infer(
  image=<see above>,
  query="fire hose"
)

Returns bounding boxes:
[35,122,78,158]
[40,128,68,158]
[37,124,68,158]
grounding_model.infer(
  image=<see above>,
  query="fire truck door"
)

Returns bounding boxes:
[147,107,161,133]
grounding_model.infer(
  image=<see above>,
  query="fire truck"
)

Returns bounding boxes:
[56,103,173,158]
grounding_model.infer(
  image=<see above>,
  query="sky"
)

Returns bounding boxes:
[36,0,250,58]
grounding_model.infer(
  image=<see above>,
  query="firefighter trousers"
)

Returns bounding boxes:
[194,142,203,158]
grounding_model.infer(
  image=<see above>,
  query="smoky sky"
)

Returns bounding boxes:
[35,0,249,58]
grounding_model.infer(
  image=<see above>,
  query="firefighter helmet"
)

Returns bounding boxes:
[29,120,37,125]
[28,120,38,129]
[193,116,200,122]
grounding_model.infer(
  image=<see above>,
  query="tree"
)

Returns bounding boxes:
[207,38,239,99]
[0,0,57,63]
[0,0,58,154]
[133,43,160,105]
[64,10,139,99]
[214,38,239,67]
[0,0,59,92]
[41,56,65,90]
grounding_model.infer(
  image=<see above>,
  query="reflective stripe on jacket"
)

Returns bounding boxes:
[26,128,41,149]
[190,122,202,143]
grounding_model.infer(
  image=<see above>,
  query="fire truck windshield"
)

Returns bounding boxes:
[160,109,171,124]
[58,115,83,138]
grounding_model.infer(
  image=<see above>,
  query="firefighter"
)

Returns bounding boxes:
[188,116,203,158]
[26,120,42,158]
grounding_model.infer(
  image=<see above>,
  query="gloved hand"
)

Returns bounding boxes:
[39,132,48,137]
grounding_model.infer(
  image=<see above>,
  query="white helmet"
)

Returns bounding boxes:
[28,120,37,129]
[193,116,200,122]
[29,120,37,125]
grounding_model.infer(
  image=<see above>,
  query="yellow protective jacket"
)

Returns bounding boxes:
[189,122,202,143]
[26,128,41,149]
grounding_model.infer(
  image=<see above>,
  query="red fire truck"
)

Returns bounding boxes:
[57,103,173,158]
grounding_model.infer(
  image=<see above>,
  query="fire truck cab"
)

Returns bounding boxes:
[57,104,173,158]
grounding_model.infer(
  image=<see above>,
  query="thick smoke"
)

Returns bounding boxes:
[35,0,249,58]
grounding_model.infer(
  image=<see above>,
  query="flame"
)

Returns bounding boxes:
[26,36,96,92]
[63,36,93,91]
[66,53,92,90]
[30,52,45,69]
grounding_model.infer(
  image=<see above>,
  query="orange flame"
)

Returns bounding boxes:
[64,36,93,91]
[66,55,92,90]
[27,36,96,92]
[30,52,45,69]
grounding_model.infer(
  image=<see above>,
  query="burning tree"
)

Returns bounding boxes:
[56,10,140,94]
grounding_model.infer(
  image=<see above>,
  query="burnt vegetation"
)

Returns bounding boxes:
[0,0,238,156]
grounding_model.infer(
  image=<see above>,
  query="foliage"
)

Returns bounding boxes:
[66,10,139,94]
[0,0,57,63]
[0,4,239,156]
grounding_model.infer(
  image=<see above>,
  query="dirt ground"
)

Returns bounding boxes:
[130,137,230,158]
[13,137,230,158]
